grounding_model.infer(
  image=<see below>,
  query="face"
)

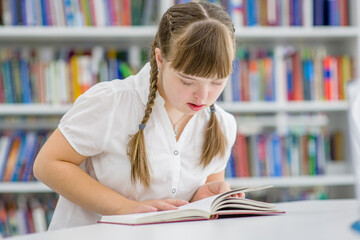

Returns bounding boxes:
[157,62,228,115]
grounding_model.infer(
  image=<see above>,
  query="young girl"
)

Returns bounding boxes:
[34,2,242,230]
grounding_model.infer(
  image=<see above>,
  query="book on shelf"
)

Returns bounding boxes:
[0,47,137,104]
[0,194,57,238]
[0,130,50,182]
[219,45,353,103]
[225,127,341,178]
[0,0,158,26]
[99,185,284,225]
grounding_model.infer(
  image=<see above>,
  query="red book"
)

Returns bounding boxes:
[122,0,131,26]
[89,0,97,26]
[323,56,332,100]
[241,60,249,101]
[292,52,304,101]
[338,0,348,26]
[233,133,249,177]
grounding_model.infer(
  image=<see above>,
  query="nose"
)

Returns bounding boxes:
[193,85,208,102]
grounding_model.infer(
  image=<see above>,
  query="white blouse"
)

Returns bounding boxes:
[48,63,237,230]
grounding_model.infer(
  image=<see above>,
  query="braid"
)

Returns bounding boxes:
[127,40,159,188]
[201,103,227,167]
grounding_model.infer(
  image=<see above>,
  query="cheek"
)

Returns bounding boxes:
[208,87,223,101]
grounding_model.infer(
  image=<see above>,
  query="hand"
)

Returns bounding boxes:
[124,199,189,214]
[190,181,245,202]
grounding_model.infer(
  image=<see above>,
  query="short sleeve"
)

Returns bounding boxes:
[58,82,116,156]
[213,111,237,174]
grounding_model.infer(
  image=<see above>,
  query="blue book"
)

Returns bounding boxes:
[286,58,293,100]
[313,0,325,25]
[328,0,339,26]
[231,58,240,101]
[9,0,18,25]
[40,0,47,25]
[225,153,235,178]
[63,0,74,26]
[19,60,32,103]
[246,0,256,26]
[292,0,302,26]
[20,0,27,25]
[14,132,37,181]
[106,0,113,26]
[2,61,15,103]
[271,134,282,177]
[303,57,315,100]
[265,53,276,101]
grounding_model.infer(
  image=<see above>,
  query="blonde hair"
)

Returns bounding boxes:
[127,2,235,188]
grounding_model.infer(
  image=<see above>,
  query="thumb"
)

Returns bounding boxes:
[218,181,231,193]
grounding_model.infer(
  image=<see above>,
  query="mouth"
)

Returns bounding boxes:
[187,103,205,111]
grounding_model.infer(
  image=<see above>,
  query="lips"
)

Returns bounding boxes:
[187,103,205,111]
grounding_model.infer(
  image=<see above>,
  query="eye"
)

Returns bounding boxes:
[181,79,193,86]
[212,82,223,86]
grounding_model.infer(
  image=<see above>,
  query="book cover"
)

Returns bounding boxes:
[122,0,131,26]
[0,61,4,103]
[291,51,304,101]
[228,0,243,28]
[93,0,106,26]
[11,59,23,103]
[2,135,21,181]
[231,58,240,101]
[19,59,32,103]
[2,61,15,103]
[11,132,27,181]
[131,0,142,26]
[338,0,348,26]
[0,135,12,180]
[313,0,324,25]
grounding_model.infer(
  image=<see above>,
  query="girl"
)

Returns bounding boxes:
[34,2,242,230]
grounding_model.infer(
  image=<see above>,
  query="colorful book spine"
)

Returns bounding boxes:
[226,128,338,178]
[0,195,58,238]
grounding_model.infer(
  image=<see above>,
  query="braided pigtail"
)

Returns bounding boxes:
[127,41,159,188]
[200,104,227,167]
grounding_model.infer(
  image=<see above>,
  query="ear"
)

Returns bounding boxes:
[155,48,163,70]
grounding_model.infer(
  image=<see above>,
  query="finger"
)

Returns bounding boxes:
[133,204,158,214]
[150,201,179,211]
[162,199,189,207]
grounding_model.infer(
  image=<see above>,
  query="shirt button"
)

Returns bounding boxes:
[174,150,178,155]
[172,189,176,193]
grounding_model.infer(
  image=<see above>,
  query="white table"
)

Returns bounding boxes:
[7,199,360,240]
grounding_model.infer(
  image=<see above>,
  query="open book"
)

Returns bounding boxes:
[98,185,284,225]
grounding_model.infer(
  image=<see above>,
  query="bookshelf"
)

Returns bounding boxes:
[0,0,359,237]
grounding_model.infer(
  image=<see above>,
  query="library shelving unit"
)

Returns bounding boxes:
[0,1,358,196]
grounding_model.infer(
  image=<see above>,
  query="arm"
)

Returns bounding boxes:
[33,129,187,215]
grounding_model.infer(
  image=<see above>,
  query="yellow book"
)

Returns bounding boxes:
[341,55,351,100]
[70,55,81,102]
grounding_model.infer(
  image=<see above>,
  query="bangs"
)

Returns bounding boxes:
[168,20,235,79]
